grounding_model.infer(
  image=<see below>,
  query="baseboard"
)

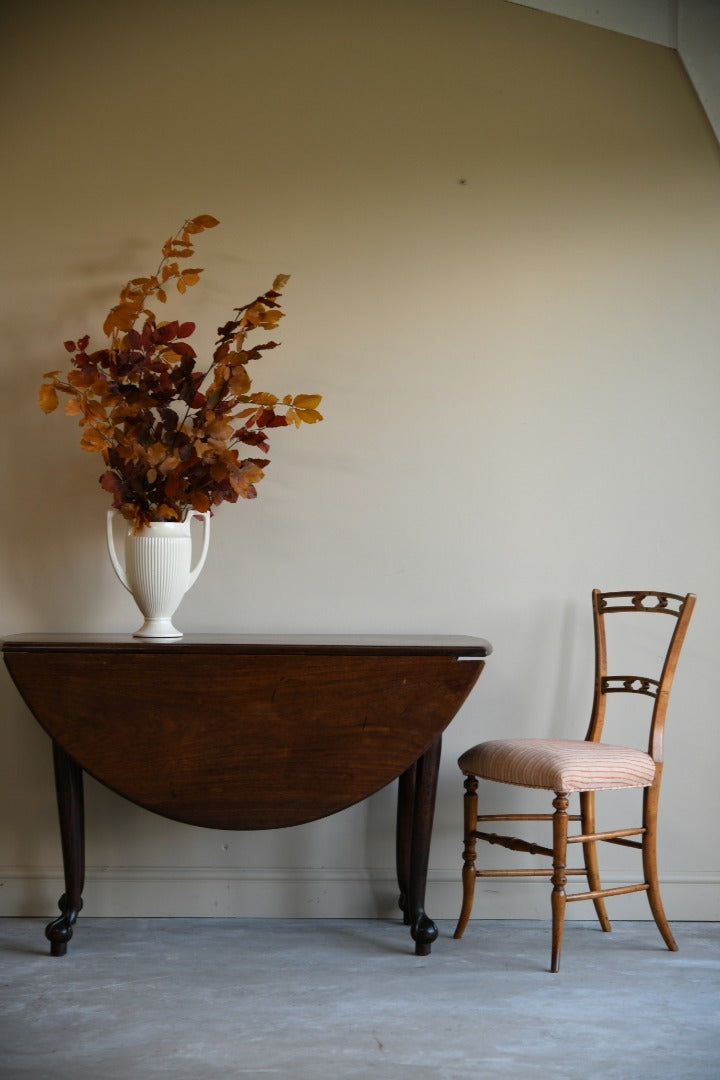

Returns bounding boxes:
[1,866,718,920]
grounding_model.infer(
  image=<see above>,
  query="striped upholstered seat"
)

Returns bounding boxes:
[458,739,655,793]
[453,589,696,973]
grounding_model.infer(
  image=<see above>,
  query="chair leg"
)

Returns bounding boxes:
[454,775,479,939]
[579,790,611,933]
[642,782,678,951]
[550,792,569,973]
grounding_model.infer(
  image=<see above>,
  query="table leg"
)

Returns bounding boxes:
[396,761,416,925]
[399,735,442,956]
[45,741,85,957]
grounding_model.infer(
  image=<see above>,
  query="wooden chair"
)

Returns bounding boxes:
[454,589,696,972]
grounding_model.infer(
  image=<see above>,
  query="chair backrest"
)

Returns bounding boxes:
[585,589,696,763]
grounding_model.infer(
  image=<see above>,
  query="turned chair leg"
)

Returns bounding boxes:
[454,775,479,939]
[642,783,678,951]
[579,790,611,933]
[550,792,569,973]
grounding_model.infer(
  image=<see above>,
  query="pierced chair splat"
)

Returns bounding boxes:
[453,589,696,973]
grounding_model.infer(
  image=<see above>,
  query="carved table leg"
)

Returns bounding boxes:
[396,761,416,925]
[45,741,85,956]
[407,735,442,956]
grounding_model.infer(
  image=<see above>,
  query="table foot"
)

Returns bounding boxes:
[45,893,83,956]
[411,911,439,955]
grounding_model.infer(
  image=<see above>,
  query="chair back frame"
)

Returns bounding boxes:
[585,590,696,766]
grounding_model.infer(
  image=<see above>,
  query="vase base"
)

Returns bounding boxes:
[132,619,183,639]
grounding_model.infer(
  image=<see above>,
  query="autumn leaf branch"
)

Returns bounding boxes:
[39,216,323,531]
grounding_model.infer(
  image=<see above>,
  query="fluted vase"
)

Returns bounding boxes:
[106,511,210,638]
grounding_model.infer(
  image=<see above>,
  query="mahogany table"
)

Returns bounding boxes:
[2,633,490,957]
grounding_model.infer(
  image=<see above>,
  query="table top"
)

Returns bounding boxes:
[2,632,491,656]
[3,633,490,829]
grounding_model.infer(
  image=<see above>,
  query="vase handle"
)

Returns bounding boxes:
[188,511,211,587]
[106,511,131,593]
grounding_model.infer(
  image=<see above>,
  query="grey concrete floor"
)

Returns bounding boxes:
[1,918,718,1079]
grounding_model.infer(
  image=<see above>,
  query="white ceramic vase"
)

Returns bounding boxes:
[106,511,211,638]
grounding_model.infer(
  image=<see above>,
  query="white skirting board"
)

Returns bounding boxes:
[1,867,718,921]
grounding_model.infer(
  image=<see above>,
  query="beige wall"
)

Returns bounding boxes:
[1,0,718,921]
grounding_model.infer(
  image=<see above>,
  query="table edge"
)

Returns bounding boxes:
[1,632,492,657]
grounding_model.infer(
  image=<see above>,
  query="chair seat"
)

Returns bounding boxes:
[458,738,656,793]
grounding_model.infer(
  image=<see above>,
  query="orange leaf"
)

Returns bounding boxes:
[146,442,166,466]
[64,398,82,416]
[229,368,251,396]
[190,215,220,229]
[39,384,59,413]
[103,303,139,336]
[79,426,109,452]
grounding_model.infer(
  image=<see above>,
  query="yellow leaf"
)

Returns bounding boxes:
[260,308,283,329]
[272,273,290,291]
[295,407,323,424]
[293,394,322,410]
[249,392,278,406]
[39,384,59,413]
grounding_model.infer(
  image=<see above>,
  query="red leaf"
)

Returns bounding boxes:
[100,471,121,495]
